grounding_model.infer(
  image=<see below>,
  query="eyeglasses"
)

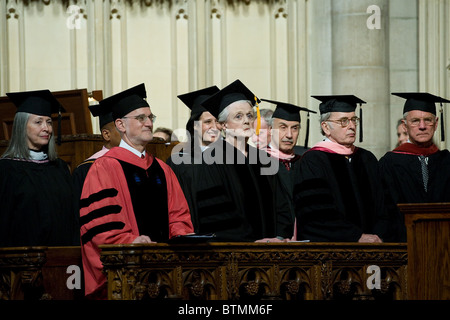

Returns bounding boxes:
[327,116,360,127]
[122,114,156,123]
[407,117,436,127]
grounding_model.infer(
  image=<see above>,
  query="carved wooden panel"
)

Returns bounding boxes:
[0,246,84,300]
[100,243,408,300]
[0,247,47,300]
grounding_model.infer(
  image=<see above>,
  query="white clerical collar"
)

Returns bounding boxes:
[119,140,146,158]
[29,149,48,161]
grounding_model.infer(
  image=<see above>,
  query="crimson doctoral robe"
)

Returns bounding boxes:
[79,147,194,297]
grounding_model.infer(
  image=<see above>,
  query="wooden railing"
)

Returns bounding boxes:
[99,242,408,301]
[0,243,408,301]
[0,246,83,300]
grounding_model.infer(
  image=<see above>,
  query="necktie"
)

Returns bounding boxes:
[279,155,301,171]
[418,155,428,192]
[280,158,291,171]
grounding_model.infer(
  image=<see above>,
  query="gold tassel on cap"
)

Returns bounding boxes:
[254,96,261,136]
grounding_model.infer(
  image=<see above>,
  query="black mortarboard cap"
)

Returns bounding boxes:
[7,89,65,145]
[201,79,260,119]
[6,89,64,117]
[392,92,450,141]
[391,92,450,115]
[99,83,149,120]
[177,85,220,115]
[262,98,317,148]
[261,98,317,122]
[311,95,366,114]
[89,103,114,129]
[312,95,366,142]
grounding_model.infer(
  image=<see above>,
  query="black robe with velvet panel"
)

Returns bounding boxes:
[167,139,291,241]
[293,147,394,242]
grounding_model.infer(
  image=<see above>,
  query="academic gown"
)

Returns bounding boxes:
[379,143,450,203]
[264,146,302,239]
[0,158,78,247]
[272,160,299,239]
[379,143,450,241]
[293,147,392,242]
[79,147,194,297]
[167,139,288,241]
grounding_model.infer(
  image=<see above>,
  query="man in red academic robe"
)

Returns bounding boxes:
[79,84,194,299]
[379,92,450,241]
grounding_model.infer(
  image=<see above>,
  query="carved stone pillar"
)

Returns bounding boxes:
[331,0,390,158]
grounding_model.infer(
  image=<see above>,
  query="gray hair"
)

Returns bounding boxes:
[259,108,274,127]
[320,112,332,136]
[218,107,230,123]
[403,111,437,122]
[217,100,253,123]
[1,112,57,161]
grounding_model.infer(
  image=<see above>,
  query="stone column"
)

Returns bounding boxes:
[331,0,390,158]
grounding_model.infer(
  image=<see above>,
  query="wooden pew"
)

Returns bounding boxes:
[0,246,83,300]
[99,242,408,300]
[1,243,409,300]
[0,247,47,300]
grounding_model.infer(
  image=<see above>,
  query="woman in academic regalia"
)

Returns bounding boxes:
[200,79,290,242]
[166,86,222,233]
[0,90,79,247]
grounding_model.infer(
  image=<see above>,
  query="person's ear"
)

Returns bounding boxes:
[321,121,330,136]
[115,118,126,134]
[101,128,111,142]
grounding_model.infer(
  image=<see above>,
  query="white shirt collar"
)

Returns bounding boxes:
[119,140,146,158]
[29,150,48,161]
